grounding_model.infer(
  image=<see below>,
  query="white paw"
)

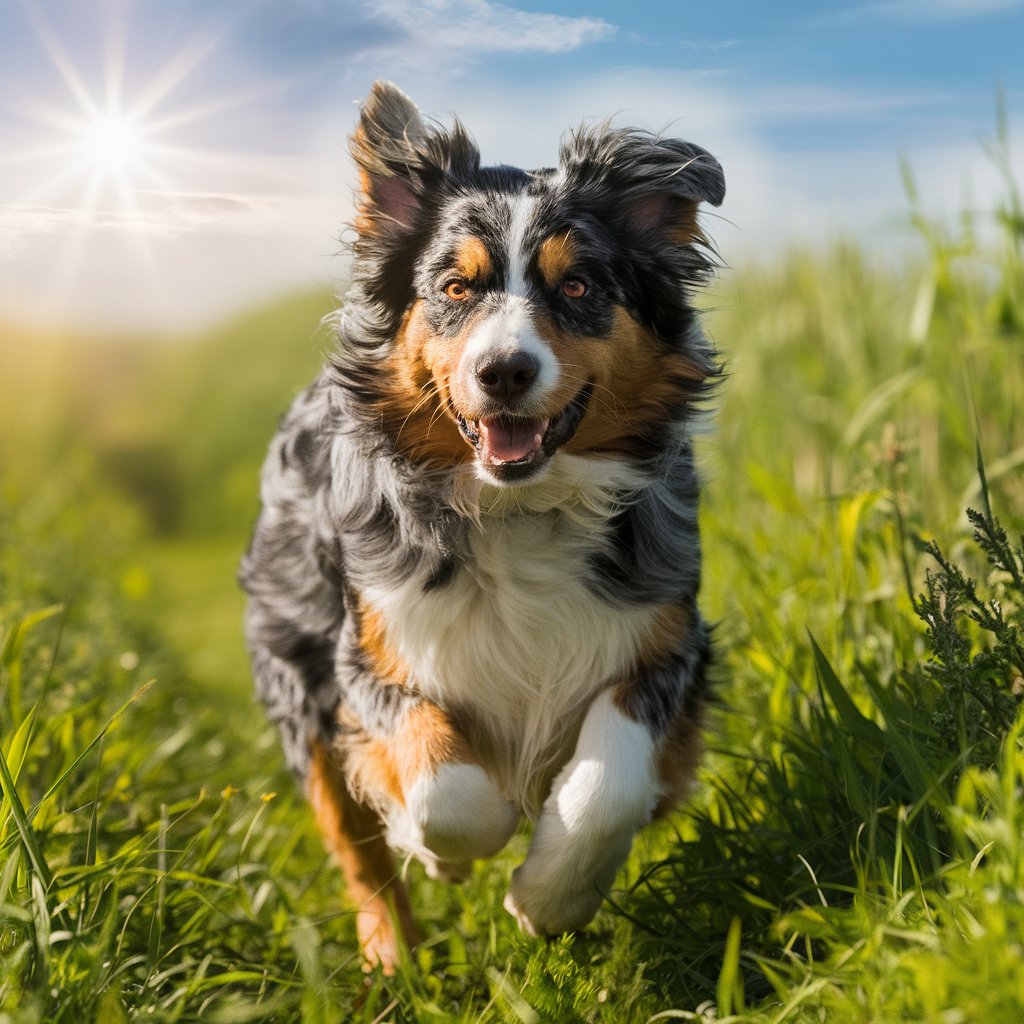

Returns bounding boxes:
[411,762,520,861]
[503,830,631,937]
[388,763,519,868]
[503,888,540,938]
[503,880,604,938]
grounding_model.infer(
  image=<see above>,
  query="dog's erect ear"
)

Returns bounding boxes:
[559,126,725,246]
[350,81,481,241]
[350,81,428,235]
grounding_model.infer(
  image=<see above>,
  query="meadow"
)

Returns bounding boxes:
[2,131,1023,1021]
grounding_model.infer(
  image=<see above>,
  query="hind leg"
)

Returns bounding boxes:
[307,740,419,971]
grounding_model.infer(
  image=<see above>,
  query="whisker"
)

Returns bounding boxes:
[395,378,443,441]
[556,364,621,404]
[425,374,454,435]
[556,367,626,426]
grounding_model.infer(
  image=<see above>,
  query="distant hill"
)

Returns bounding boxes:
[0,289,335,537]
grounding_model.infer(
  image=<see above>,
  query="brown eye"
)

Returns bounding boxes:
[444,280,471,301]
[562,278,587,299]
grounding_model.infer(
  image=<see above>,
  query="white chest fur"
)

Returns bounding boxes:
[362,456,661,815]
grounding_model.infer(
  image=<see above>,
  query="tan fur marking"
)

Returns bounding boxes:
[344,702,476,811]
[401,702,476,781]
[359,605,410,687]
[612,603,692,716]
[350,738,406,805]
[349,126,379,238]
[374,301,474,466]
[307,741,419,971]
[453,236,493,282]
[609,603,705,818]
[534,305,708,454]
[641,603,693,666]
[353,171,373,236]
[536,231,577,288]
[653,700,705,818]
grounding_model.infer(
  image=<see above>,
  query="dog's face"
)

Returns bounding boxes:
[343,81,725,484]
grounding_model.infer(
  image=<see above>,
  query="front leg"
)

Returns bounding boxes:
[504,689,661,935]
[338,608,521,881]
[344,700,520,880]
[506,618,710,937]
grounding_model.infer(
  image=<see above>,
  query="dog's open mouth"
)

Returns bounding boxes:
[454,382,594,475]
[477,417,548,465]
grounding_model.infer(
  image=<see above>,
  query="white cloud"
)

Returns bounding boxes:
[752,85,959,119]
[622,33,738,52]
[364,0,615,55]
[0,191,284,243]
[136,191,274,230]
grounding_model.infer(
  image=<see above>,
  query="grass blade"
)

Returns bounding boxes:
[1,604,63,725]
[975,438,994,523]
[27,679,156,824]
[809,634,886,752]
[716,916,745,1016]
[0,703,38,838]
[0,736,53,889]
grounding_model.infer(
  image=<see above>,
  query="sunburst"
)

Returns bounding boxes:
[1,4,274,319]
[10,9,160,207]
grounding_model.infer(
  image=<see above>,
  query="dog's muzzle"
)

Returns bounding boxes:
[454,382,594,482]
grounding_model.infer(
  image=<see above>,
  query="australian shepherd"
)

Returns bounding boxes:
[240,80,725,969]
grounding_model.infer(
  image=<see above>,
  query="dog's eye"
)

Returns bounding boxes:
[562,278,588,299]
[444,280,472,301]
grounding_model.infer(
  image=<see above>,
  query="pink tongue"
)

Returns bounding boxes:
[479,417,548,463]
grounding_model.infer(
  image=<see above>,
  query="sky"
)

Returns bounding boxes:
[1,0,1022,332]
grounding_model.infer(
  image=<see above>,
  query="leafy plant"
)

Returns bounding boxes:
[917,501,1024,762]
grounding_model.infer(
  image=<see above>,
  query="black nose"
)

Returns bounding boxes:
[475,351,540,401]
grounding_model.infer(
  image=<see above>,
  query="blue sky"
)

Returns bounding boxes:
[1,0,1022,330]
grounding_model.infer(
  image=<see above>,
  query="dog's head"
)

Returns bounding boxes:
[338,80,725,485]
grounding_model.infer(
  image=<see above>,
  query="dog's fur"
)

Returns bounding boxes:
[240,80,725,969]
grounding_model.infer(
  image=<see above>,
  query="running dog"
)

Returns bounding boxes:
[240,80,725,969]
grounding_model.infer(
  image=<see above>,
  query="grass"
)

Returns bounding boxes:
[2,122,1023,1021]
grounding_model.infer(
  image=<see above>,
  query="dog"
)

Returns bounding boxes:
[240,80,724,970]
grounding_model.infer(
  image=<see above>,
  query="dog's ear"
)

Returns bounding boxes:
[350,81,429,236]
[350,81,480,239]
[559,126,725,247]
[620,138,725,245]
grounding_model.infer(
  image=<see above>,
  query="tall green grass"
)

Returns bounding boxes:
[1,122,1023,1021]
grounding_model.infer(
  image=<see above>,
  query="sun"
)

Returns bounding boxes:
[2,4,286,326]
[0,4,246,322]
[6,11,176,212]
[8,4,239,214]
[81,111,142,173]
[78,109,145,178]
